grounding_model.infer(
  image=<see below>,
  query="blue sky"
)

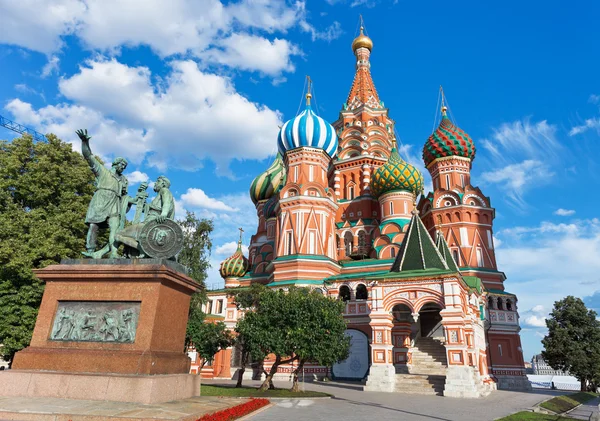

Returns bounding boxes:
[1,0,599,360]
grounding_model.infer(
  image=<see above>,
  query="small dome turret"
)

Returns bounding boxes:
[277,83,338,158]
[249,154,286,205]
[423,106,476,167]
[352,25,373,53]
[219,232,250,279]
[370,143,424,197]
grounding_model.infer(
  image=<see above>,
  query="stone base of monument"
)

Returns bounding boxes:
[0,260,201,404]
[0,370,200,404]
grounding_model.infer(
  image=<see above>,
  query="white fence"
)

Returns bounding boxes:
[527,374,581,390]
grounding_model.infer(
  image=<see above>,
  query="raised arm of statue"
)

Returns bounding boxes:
[77,129,102,176]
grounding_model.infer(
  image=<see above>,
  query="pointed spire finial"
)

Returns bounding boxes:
[360,14,365,33]
[306,75,312,106]
[237,227,244,250]
[440,85,448,116]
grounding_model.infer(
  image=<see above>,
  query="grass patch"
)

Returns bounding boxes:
[539,392,597,414]
[498,411,579,420]
[201,384,332,398]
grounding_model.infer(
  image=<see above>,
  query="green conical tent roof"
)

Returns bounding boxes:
[435,231,460,273]
[390,211,449,272]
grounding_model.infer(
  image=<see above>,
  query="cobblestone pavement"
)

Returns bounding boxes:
[205,379,566,421]
[567,396,600,420]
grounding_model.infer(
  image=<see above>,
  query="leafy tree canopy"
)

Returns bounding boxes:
[542,295,600,391]
[0,135,96,362]
[186,304,232,369]
[178,211,213,309]
[236,287,349,391]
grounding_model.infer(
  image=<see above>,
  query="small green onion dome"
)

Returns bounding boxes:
[423,107,476,167]
[219,240,249,279]
[250,154,286,205]
[370,144,424,198]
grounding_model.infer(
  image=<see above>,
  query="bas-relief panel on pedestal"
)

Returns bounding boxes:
[50,301,141,343]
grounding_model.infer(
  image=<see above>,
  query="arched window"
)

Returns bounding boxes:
[358,231,367,248]
[356,284,368,300]
[497,297,504,310]
[389,201,394,215]
[344,232,353,256]
[506,299,513,311]
[452,249,460,265]
[390,247,396,258]
[339,285,351,302]
[488,296,494,309]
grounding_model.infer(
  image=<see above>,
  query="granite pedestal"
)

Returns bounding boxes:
[0,260,202,404]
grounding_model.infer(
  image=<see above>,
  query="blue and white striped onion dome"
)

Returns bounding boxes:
[277,104,338,158]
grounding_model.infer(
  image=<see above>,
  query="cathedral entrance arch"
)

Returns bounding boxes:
[418,302,444,339]
[391,304,413,367]
[332,329,369,380]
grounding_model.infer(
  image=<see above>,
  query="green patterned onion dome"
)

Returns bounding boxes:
[423,108,476,167]
[250,154,286,205]
[370,145,424,198]
[219,240,249,279]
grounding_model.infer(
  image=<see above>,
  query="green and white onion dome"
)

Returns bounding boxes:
[249,153,286,205]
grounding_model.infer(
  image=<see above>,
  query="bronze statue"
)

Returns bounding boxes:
[77,129,128,259]
[78,129,183,260]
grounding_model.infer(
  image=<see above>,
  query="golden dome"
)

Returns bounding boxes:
[352,26,373,53]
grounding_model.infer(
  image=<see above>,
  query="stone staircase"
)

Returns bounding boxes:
[394,337,448,395]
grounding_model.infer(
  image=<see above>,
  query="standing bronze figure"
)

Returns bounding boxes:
[77,129,128,259]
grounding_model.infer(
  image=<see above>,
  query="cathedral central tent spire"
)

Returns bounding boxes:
[345,17,380,110]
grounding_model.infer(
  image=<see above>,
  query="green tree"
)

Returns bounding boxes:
[185,304,233,371]
[178,211,213,314]
[288,289,349,392]
[542,296,600,391]
[229,284,268,387]
[0,134,96,363]
[235,287,349,392]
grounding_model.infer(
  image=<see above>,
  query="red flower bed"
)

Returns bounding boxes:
[197,398,270,421]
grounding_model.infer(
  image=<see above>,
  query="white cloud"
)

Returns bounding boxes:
[481,119,560,162]
[523,315,547,328]
[5,58,282,173]
[201,34,300,76]
[497,219,600,320]
[0,0,315,76]
[589,94,600,105]
[480,160,551,208]
[5,98,150,164]
[478,118,562,209]
[41,55,60,78]
[554,208,575,216]
[125,170,149,184]
[0,0,84,54]
[180,188,238,212]
[300,20,343,42]
[569,117,600,136]
[215,241,249,257]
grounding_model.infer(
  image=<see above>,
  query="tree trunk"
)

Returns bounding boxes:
[236,350,249,388]
[260,356,281,391]
[290,359,306,392]
[581,378,587,392]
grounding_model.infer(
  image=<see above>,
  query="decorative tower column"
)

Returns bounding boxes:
[332,21,397,262]
[419,96,530,390]
[271,81,341,285]
[370,142,424,259]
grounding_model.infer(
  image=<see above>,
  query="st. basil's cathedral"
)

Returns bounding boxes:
[198,25,531,397]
